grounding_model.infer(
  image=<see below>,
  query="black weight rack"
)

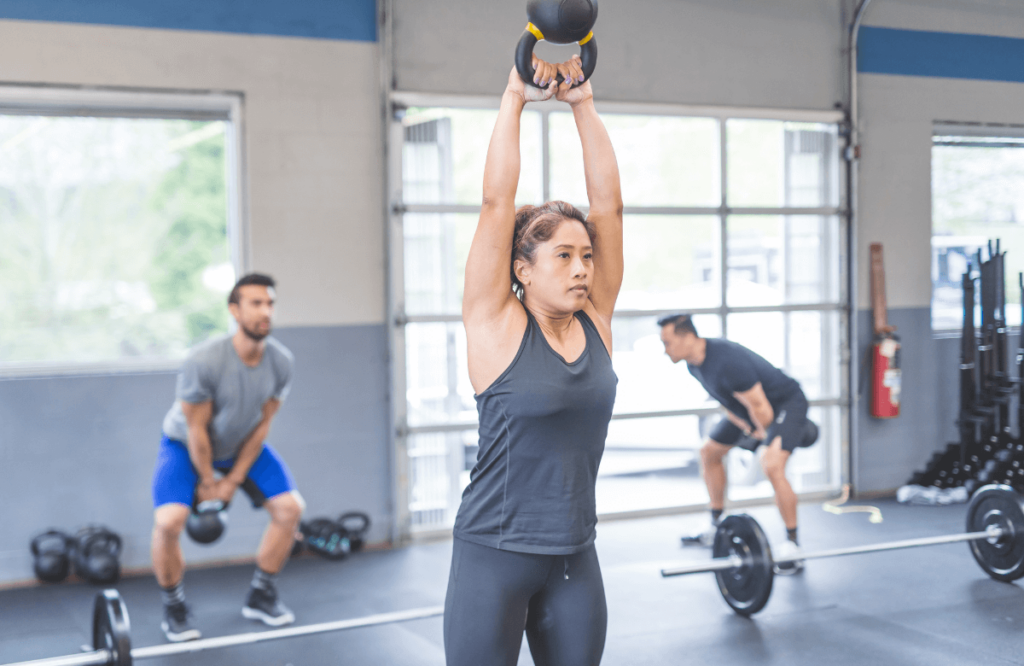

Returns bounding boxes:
[908,241,1024,494]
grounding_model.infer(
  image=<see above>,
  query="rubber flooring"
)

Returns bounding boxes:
[2,498,1022,665]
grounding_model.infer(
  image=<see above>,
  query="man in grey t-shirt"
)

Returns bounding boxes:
[151,273,304,642]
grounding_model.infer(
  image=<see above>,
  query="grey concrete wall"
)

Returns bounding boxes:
[851,5,1024,493]
[855,308,942,493]
[0,324,389,583]
[393,0,848,110]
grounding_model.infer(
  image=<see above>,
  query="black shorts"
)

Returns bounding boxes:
[708,394,812,453]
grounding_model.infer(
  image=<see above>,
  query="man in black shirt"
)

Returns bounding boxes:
[658,314,817,573]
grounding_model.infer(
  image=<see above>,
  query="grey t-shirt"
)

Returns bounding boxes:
[162,335,294,461]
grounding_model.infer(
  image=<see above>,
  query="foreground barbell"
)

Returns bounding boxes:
[5,590,444,666]
[661,484,1024,616]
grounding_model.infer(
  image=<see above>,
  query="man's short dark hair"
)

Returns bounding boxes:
[228,273,276,305]
[657,313,698,338]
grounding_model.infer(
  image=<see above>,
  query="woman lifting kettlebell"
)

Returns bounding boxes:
[443,3,622,663]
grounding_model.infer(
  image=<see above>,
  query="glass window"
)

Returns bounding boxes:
[726,215,841,306]
[619,215,720,310]
[932,136,1024,329]
[0,114,234,368]
[403,213,477,316]
[408,430,478,528]
[395,105,845,532]
[405,322,475,427]
[727,120,839,208]
[403,108,542,206]
[549,113,720,207]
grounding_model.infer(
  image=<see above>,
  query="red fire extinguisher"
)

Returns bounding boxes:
[871,332,901,418]
[870,243,901,418]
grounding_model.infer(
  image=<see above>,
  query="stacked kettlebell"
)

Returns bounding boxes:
[30,525,122,585]
[293,512,372,561]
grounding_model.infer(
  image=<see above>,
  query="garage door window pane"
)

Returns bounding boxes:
[550,113,720,207]
[619,216,720,310]
[403,108,542,207]
[727,120,838,208]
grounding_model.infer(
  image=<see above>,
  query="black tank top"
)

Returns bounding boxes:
[453,309,618,555]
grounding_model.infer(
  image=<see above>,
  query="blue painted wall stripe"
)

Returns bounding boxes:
[859,25,1024,83]
[0,0,377,42]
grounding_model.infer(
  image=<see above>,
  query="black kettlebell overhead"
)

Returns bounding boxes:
[186,499,228,545]
[515,0,598,88]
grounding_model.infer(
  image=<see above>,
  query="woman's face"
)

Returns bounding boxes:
[516,219,593,314]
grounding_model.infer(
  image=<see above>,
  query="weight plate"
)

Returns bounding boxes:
[966,484,1024,582]
[712,515,774,616]
[93,589,132,666]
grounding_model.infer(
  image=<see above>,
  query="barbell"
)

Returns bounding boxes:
[661,484,1024,616]
[3,591,443,666]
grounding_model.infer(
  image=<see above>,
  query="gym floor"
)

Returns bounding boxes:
[2,499,1022,666]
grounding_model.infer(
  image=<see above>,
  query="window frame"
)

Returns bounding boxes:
[388,92,850,536]
[0,84,247,377]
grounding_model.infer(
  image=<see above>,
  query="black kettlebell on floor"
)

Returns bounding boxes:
[186,499,228,545]
[31,530,73,583]
[300,518,352,560]
[515,0,599,87]
[72,526,122,584]
[338,512,372,552]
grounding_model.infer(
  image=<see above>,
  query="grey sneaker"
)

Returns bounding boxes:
[680,523,718,548]
[242,584,295,627]
[161,602,201,642]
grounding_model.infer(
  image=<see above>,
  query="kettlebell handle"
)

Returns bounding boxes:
[195,499,226,514]
[515,24,598,88]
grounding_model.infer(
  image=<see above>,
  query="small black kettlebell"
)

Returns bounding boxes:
[72,526,122,585]
[515,0,599,88]
[186,499,228,545]
[31,530,73,583]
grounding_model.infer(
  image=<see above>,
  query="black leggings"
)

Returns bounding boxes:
[443,537,607,666]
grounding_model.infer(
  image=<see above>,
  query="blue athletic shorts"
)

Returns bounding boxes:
[152,434,297,509]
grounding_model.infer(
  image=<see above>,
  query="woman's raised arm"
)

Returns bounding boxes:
[462,67,557,325]
[557,65,624,323]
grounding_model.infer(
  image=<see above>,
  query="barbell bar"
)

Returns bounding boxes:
[4,590,444,666]
[661,528,1002,576]
[660,484,1024,616]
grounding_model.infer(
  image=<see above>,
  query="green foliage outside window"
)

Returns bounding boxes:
[0,116,233,366]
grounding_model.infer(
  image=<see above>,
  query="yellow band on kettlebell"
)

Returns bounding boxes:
[526,22,545,41]
[578,31,594,46]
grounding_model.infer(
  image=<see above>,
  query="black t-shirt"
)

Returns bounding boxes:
[687,338,802,427]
